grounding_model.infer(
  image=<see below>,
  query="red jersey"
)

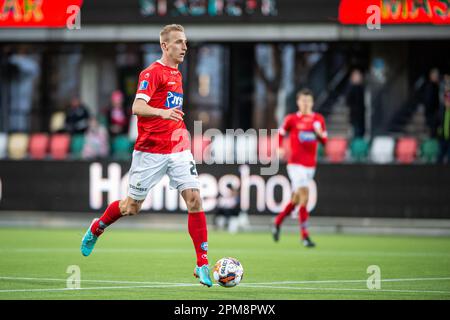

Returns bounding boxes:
[134,60,189,154]
[278,112,327,167]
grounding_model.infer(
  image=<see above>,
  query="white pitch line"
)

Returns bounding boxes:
[246,277,450,285]
[1,276,450,295]
[0,276,189,285]
[239,284,450,295]
[2,276,450,286]
[0,283,200,293]
[1,248,450,257]
[0,283,448,295]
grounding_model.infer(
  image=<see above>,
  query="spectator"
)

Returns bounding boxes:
[65,97,90,134]
[82,117,109,159]
[437,74,450,164]
[423,68,440,137]
[103,90,129,138]
[346,69,366,138]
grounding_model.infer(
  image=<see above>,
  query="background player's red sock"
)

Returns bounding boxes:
[299,205,310,239]
[275,202,295,226]
[188,211,209,267]
[90,200,123,237]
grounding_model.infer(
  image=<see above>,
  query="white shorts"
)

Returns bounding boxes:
[128,150,201,201]
[287,164,316,190]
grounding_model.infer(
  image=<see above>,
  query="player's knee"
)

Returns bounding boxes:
[299,189,309,206]
[300,198,308,207]
[119,201,127,215]
[127,206,140,216]
[121,202,141,216]
[186,195,202,212]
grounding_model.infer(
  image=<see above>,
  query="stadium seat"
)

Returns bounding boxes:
[70,134,85,159]
[112,135,132,160]
[350,138,369,162]
[395,137,418,164]
[49,133,70,160]
[0,132,7,159]
[8,133,29,160]
[420,139,440,163]
[49,111,66,133]
[370,136,395,164]
[325,137,348,163]
[29,133,49,160]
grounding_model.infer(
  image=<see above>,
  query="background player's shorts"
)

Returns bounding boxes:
[287,164,316,190]
[128,150,201,201]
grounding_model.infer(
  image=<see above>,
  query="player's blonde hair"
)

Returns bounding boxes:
[160,24,185,43]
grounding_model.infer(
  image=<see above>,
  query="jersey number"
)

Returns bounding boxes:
[190,161,198,176]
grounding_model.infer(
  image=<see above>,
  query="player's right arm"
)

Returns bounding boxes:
[277,115,292,159]
[132,98,184,121]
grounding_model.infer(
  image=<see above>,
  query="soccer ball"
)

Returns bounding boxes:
[213,257,244,288]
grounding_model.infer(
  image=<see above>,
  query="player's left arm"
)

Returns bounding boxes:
[313,115,328,145]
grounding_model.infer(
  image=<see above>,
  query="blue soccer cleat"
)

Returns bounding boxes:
[193,265,213,287]
[81,218,99,257]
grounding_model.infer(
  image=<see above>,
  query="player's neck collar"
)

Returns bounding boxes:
[157,59,179,70]
[297,111,314,117]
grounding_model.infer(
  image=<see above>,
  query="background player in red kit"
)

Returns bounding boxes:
[81,24,213,287]
[273,88,327,248]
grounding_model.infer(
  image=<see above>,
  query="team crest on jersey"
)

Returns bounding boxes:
[165,91,184,109]
[298,131,316,142]
[139,80,148,90]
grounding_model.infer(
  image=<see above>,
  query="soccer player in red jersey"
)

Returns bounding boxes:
[272,89,328,248]
[81,24,212,287]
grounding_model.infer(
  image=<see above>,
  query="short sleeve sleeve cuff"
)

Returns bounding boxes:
[135,93,150,103]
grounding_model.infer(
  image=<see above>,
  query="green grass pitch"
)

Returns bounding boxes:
[0,227,450,300]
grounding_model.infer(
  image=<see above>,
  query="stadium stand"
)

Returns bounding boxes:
[0,131,444,165]
[29,133,49,160]
[49,133,70,160]
[8,133,29,160]
[370,136,395,164]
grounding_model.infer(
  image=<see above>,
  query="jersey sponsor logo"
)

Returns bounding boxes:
[298,131,316,142]
[129,183,148,192]
[165,91,184,109]
[139,80,148,90]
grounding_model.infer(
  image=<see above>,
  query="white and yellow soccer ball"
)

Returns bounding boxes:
[213,257,244,288]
